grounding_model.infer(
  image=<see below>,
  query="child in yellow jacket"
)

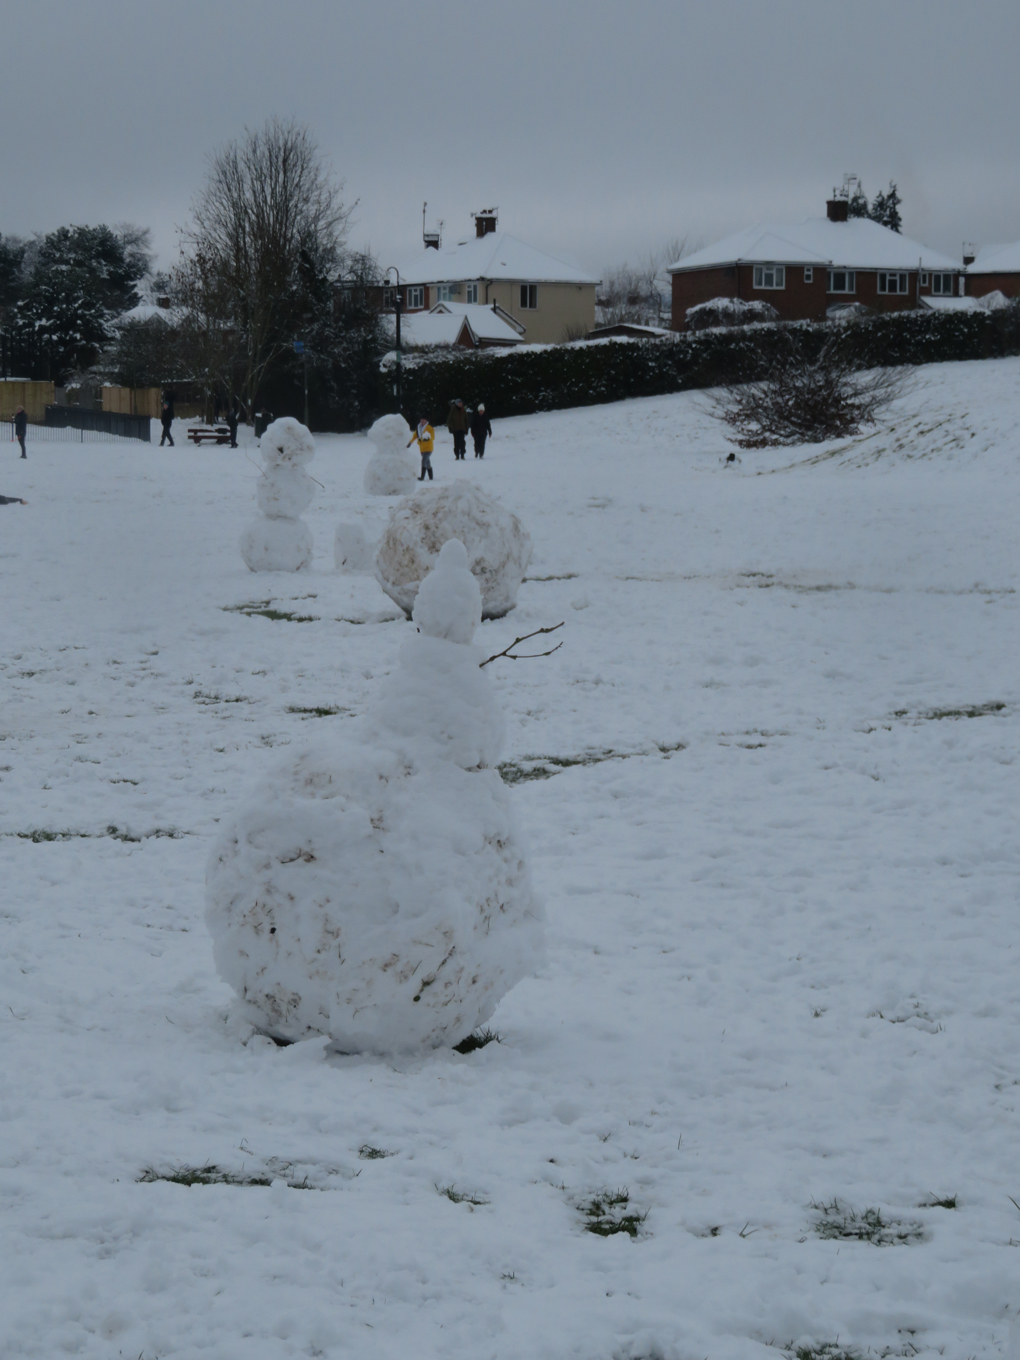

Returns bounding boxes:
[408,415,435,480]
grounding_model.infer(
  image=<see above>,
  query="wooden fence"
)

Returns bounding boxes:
[101,386,162,418]
[0,380,55,423]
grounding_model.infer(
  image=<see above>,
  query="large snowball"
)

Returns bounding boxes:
[240,517,313,572]
[334,522,375,573]
[364,414,417,496]
[260,416,316,467]
[205,537,543,1052]
[258,465,316,519]
[375,482,532,619]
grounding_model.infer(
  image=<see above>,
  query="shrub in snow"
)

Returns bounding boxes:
[334,522,375,572]
[375,482,532,619]
[205,538,544,1053]
[686,297,780,331]
[240,417,316,572]
[363,413,418,496]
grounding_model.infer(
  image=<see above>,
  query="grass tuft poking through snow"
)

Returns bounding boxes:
[810,1201,925,1246]
[453,1028,501,1054]
[138,1164,273,1188]
[436,1184,489,1207]
[358,1145,394,1160]
[579,1188,646,1237]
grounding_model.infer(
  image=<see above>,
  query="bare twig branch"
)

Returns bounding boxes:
[479,622,564,668]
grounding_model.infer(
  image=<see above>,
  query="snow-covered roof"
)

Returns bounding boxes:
[967,242,1020,274]
[669,218,961,274]
[385,311,473,349]
[398,232,598,286]
[920,291,1010,313]
[117,303,174,324]
[429,302,523,344]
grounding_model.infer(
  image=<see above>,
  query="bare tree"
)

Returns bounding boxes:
[709,335,907,448]
[178,117,353,413]
[596,235,699,329]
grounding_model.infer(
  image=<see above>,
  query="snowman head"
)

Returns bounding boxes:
[368,413,411,456]
[260,417,315,467]
[412,539,482,645]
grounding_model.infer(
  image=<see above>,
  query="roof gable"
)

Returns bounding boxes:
[969,241,1020,274]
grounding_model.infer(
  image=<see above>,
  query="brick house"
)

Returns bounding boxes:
[393,211,598,344]
[669,197,963,329]
[963,242,1020,299]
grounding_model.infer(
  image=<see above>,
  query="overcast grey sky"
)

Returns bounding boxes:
[4,0,1018,278]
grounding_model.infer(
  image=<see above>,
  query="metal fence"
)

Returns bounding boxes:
[2,418,145,445]
[44,405,151,442]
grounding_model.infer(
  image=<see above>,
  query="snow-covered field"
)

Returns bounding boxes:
[1,359,1018,1360]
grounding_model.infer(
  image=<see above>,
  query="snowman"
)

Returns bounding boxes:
[363,413,418,496]
[239,417,317,572]
[206,538,545,1053]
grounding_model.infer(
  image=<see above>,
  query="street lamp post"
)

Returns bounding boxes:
[383,267,402,414]
[293,338,308,426]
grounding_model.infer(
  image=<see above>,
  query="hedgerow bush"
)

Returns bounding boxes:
[381,306,1020,425]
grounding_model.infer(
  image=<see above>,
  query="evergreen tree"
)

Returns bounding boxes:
[869,182,902,233]
[9,224,151,381]
[847,184,870,219]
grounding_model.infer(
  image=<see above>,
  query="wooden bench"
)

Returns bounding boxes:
[187,424,233,446]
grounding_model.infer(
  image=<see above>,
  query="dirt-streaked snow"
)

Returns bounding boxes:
[1,359,1018,1360]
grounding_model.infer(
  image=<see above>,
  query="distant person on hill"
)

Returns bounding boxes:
[470,403,492,458]
[14,405,27,458]
[159,401,174,447]
[447,398,469,459]
[408,414,435,480]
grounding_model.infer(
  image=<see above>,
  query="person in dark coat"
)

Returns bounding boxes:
[159,401,174,447]
[470,403,492,458]
[446,398,469,459]
[14,406,27,458]
[227,399,241,449]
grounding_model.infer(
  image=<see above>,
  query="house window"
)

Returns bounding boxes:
[827,269,856,294]
[930,273,955,295]
[381,288,394,309]
[465,283,478,304]
[520,283,538,309]
[877,272,909,294]
[753,265,785,289]
[436,284,459,302]
[804,267,813,283]
[920,272,929,287]
[405,285,424,309]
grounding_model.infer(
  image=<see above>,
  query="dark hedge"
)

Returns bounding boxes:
[381,306,1020,425]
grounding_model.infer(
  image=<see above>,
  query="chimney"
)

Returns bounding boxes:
[826,197,849,223]
[962,241,976,267]
[422,200,442,249]
[474,208,498,237]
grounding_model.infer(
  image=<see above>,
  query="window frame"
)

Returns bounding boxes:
[405,285,425,309]
[827,269,856,295]
[803,267,813,283]
[930,272,955,296]
[877,271,909,295]
[752,264,785,290]
[920,272,929,287]
[465,282,478,304]
[519,282,538,309]
[436,284,458,302]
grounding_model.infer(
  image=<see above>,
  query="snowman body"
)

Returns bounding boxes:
[240,417,316,572]
[206,539,544,1051]
[364,413,418,496]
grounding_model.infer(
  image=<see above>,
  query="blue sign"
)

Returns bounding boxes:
[293,340,304,354]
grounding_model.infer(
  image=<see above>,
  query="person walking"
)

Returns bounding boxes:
[159,392,175,447]
[227,399,241,449]
[446,398,469,459]
[13,405,27,458]
[470,403,492,458]
[408,414,435,480]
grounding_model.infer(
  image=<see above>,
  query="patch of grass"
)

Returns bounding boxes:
[498,743,684,785]
[453,1028,501,1054]
[11,825,184,844]
[923,700,1005,720]
[524,572,579,581]
[358,1145,394,1160]
[810,1200,925,1246]
[223,602,318,623]
[579,1188,646,1238]
[919,1193,957,1209]
[193,690,252,705]
[436,1183,489,1206]
[138,1164,272,1188]
[286,705,348,718]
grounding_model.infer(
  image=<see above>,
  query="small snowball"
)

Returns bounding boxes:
[375,482,532,619]
[334,523,375,573]
[412,539,481,644]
